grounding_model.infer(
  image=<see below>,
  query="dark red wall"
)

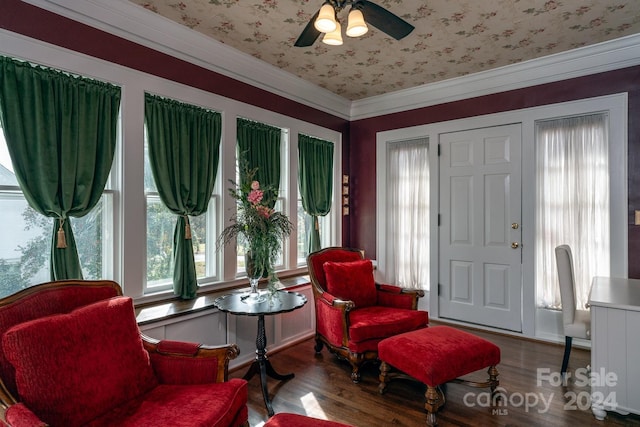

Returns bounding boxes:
[349,66,640,277]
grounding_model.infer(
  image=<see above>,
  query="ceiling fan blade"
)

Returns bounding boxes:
[360,0,414,40]
[294,10,321,47]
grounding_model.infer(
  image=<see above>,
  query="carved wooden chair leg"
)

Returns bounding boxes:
[350,365,362,383]
[349,354,364,383]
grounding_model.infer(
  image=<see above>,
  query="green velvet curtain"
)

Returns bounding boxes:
[298,134,334,254]
[0,56,120,280]
[237,118,281,208]
[145,93,221,299]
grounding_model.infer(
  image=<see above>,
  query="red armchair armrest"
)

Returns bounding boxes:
[376,283,425,310]
[142,335,240,384]
[320,291,355,311]
[316,291,356,347]
[3,402,47,427]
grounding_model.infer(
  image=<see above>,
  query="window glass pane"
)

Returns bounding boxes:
[71,196,109,280]
[202,196,219,280]
[385,140,430,290]
[297,200,308,264]
[0,193,51,296]
[535,113,610,310]
[297,199,332,264]
[190,211,207,278]
[274,198,284,267]
[0,138,17,185]
[0,194,112,295]
[143,141,157,193]
[146,197,174,288]
[145,197,211,289]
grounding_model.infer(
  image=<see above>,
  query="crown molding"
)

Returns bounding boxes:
[350,33,640,120]
[19,1,640,123]
[22,0,352,120]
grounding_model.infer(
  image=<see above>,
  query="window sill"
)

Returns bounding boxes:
[135,274,311,326]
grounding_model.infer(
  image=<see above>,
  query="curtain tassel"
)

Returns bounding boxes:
[56,218,67,249]
[184,216,192,240]
[314,216,319,230]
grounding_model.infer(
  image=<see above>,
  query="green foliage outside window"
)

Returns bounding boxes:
[0,200,104,297]
[146,201,207,284]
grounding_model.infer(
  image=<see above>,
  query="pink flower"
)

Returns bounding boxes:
[248,189,263,205]
[251,181,260,190]
[256,205,273,218]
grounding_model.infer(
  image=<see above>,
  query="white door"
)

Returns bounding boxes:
[439,124,522,331]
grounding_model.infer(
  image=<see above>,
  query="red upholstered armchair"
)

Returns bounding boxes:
[307,247,428,382]
[0,280,248,427]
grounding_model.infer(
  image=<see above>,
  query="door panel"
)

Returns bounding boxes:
[439,124,522,331]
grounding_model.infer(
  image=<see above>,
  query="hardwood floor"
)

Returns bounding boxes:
[230,325,640,426]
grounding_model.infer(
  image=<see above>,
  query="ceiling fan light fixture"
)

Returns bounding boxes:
[322,21,343,45]
[315,3,337,33]
[346,8,368,37]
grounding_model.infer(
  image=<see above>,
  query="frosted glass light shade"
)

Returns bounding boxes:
[346,9,368,37]
[322,21,343,46]
[315,4,337,33]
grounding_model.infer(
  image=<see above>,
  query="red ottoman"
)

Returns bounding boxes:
[264,413,353,427]
[378,325,500,426]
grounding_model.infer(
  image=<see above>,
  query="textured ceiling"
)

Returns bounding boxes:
[129,0,640,100]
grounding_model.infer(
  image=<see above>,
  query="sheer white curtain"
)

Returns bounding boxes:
[535,113,610,310]
[386,139,429,290]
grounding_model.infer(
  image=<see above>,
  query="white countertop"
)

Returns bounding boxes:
[589,276,640,312]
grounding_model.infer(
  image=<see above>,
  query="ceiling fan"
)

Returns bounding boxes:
[294,0,415,47]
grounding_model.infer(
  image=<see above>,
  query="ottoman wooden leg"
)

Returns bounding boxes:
[378,361,390,394]
[488,365,499,392]
[424,385,444,427]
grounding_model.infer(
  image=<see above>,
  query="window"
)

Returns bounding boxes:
[383,138,430,290]
[296,134,335,264]
[535,113,610,310]
[0,128,114,297]
[143,127,220,293]
[296,204,332,264]
[235,118,288,275]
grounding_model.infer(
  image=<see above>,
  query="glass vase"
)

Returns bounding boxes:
[245,251,265,303]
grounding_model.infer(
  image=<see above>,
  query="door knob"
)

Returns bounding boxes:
[511,242,520,249]
[511,223,519,229]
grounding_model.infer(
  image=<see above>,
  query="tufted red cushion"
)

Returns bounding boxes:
[378,326,501,387]
[2,297,157,427]
[348,306,428,343]
[323,259,377,308]
[85,379,248,427]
